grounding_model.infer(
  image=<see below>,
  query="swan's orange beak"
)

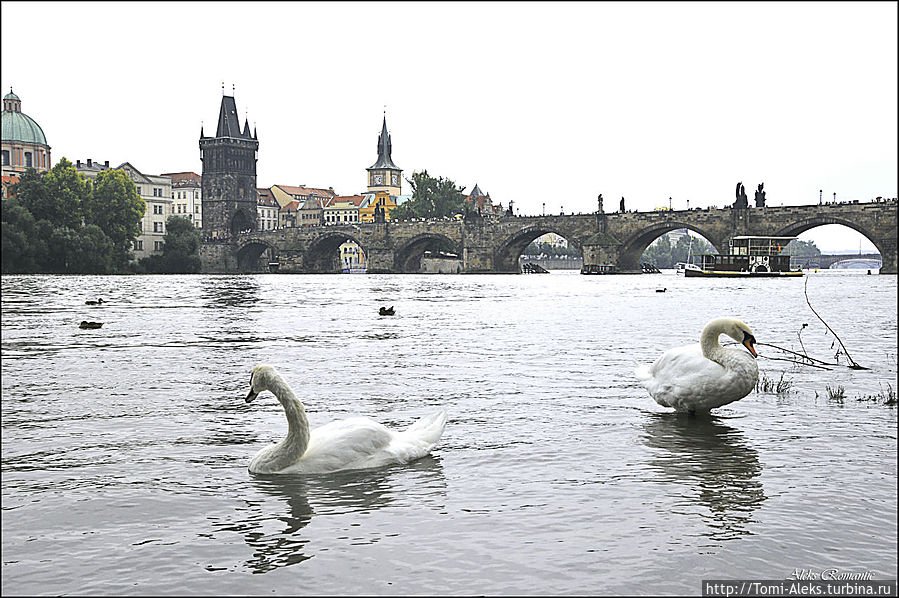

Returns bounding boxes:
[743,338,758,358]
[246,388,259,403]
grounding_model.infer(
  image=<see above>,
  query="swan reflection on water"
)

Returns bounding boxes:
[209,456,445,574]
[641,413,766,541]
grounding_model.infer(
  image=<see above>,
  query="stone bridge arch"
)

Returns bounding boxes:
[618,222,724,272]
[493,224,586,273]
[304,231,366,273]
[776,215,897,274]
[771,215,889,263]
[236,239,278,272]
[393,232,461,273]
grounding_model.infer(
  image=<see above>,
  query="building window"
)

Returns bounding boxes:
[1,150,8,166]
[154,241,164,251]
[135,240,143,251]
[135,186,141,195]
[24,152,32,167]
[154,222,164,233]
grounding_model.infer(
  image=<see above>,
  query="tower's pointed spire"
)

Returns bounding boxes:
[369,112,399,170]
[243,118,251,138]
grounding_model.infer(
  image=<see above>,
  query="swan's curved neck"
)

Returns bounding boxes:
[700,322,727,363]
[269,374,310,458]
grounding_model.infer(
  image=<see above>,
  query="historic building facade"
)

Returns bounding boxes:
[1,90,51,178]
[162,171,203,228]
[199,94,258,238]
[75,159,172,261]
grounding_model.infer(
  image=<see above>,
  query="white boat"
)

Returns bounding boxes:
[675,262,702,275]
[675,236,700,274]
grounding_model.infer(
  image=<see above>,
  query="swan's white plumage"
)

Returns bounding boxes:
[635,318,759,412]
[246,365,447,474]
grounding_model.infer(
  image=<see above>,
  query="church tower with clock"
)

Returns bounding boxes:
[366,114,402,196]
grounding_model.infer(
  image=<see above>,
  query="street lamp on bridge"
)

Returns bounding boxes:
[819,189,823,204]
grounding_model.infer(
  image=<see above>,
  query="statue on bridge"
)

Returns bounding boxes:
[597,194,604,213]
[374,205,386,223]
[620,197,625,213]
[734,182,749,209]
[754,182,767,207]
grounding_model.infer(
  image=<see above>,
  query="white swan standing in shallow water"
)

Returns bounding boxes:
[245,365,447,474]
[635,317,759,413]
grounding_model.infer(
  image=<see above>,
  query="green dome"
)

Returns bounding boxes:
[4,91,21,102]
[2,110,48,145]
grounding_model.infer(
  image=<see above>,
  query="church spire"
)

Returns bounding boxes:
[368,113,399,170]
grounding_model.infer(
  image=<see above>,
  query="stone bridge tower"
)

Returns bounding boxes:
[199,93,258,238]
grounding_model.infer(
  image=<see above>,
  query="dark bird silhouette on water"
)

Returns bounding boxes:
[79,321,103,329]
[85,298,105,305]
[656,288,667,293]
[379,306,395,316]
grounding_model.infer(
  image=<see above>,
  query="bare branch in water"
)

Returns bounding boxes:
[803,277,868,370]
[798,323,809,359]
[758,354,832,370]
[756,341,834,366]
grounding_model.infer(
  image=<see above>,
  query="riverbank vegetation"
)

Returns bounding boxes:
[392,171,469,221]
[2,160,144,274]
[2,161,203,274]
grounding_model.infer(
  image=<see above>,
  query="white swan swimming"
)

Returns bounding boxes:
[635,317,759,413]
[245,365,448,474]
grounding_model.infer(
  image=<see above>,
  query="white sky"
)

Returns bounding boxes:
[2,1,895,251]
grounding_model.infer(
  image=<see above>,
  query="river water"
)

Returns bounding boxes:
[1,270,896,595]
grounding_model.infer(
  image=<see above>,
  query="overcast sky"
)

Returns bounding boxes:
[2,1,895,251]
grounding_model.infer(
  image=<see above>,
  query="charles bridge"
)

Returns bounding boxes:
[199,200,898,275]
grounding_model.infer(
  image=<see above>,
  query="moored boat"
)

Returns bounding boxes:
[684,235,804,278]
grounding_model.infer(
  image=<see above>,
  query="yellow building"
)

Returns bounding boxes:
[359,190,397,223]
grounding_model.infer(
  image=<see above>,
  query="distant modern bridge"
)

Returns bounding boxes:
[792,253,882,269]
[199,200,897,274]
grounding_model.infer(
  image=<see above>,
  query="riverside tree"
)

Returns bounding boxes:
[2,160,145,274]
[392,171,468,220]
[87,168,145,269]
[136,215,202,273]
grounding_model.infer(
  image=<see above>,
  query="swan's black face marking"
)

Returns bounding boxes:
[742,331,758,358]
[246,371,259,403]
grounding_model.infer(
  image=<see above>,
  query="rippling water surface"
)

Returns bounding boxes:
[2,271,896,595]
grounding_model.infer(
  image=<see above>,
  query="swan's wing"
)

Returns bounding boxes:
[295,417,395,472]
[644,343,729,408]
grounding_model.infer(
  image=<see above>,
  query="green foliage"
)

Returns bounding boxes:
[2,159,143,274]
[641,233,716,268]
[782,239,821,256]
[392,171,467,220]
[524,240,580,258]
[40,224,114,274]
[136,216,202,273]
[1,199,41,273]
[88,169,145,268]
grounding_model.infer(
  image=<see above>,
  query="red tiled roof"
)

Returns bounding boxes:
[2,175,20,184]
[282,200,301,210]
[331,194,366,207]
[274,184,336,198]
[161,172,200,183]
